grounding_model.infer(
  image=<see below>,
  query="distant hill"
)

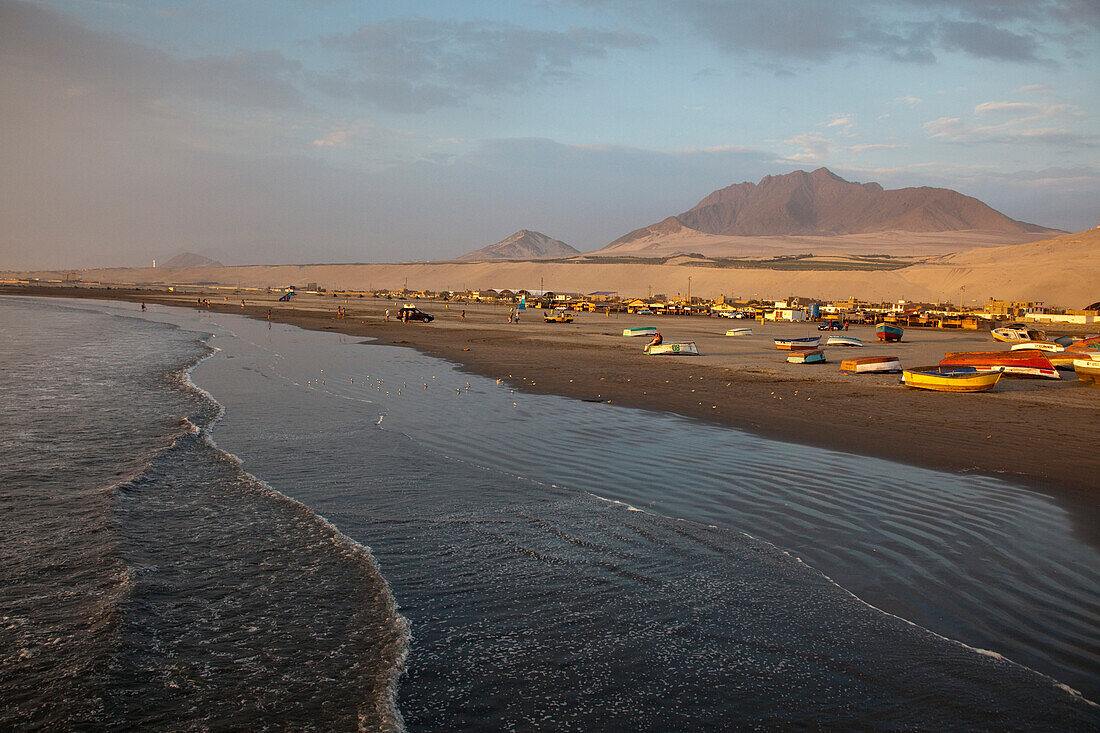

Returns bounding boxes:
[161,251,224,268]
[459,230,580,260]
[599,168,1062,255]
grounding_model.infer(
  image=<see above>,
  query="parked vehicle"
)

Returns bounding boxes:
[398,305,434,322]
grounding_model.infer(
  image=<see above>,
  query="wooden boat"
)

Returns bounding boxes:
[992,324,1046,343]
[939,350,1060,379]
[876,322,903,342]
[1066,335,1100,353]
[623,326,658,337]
[840,356,902,374]
[725,328,753,336]
[826,335,862,347]
[646,341,699,356]
[1073,358,1100,384]
[903,365,1002,392]
[774,335,821,350]
[1048,350,1100,369]
[787,349,825,364]
[1009,341,1064,353]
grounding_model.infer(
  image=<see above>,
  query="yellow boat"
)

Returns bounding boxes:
[902,365,1002,392]
[1073,358,1100,385]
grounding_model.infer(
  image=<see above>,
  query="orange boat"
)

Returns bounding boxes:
[1066,336,1100,353]
[939,349,1060,379]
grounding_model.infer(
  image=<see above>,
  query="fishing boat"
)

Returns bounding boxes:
[1066,335,1100,353]
[1073,358,1100,384]
[840,356,902,374]
[1048,350,1100,369]
[876,323,903,342]
[787,349,825,364]
[623,326,658,337]
[1009,341,1064,353]
[774,335,821,350]
[647,341,699,356]
[991,324,1046,343]
[939,350,1060,379]
[903,365,1002,392]
[725,328,753,336]
[826,335,862,347]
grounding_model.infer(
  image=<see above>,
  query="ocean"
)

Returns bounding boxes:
[1,295,1096,731]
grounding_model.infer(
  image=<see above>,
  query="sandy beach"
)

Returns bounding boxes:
[9,285,1099,546]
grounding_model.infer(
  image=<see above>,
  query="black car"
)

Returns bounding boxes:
[817,320,842,331]
[398,306,434,322]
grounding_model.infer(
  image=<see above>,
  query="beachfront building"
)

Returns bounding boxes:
[1025,309,1098,325]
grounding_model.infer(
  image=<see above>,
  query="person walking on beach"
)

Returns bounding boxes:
[140,301,146,312]
[461,309,466,321]
[385,309,390,322]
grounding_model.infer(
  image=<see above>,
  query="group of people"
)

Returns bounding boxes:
[336,306,347,319]
[507,308,521,323]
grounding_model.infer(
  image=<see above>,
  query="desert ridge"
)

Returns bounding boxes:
[8,227,1098,308]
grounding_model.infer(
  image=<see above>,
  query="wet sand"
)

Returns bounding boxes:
[9,286,1099,546]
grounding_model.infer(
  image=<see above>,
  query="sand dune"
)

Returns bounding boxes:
[8,229,1097,309]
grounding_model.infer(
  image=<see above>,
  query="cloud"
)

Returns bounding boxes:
[319,18,655,112]
[973,101,1046,116]
[781,134,836,162]
[894,96,923,106]
[577,0,1089,66]
[824,113,855,129]
[1015,83,1055,96]
[937,21,1045,63]
[849,143,898,152]
[924,99,1089,145]
[0,1,307,113]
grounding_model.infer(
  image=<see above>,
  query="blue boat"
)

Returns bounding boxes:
[876,322,903,342]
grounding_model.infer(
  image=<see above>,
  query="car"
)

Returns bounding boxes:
[398,305,434,322]
[544,309,574,323]
[817,320,842,331]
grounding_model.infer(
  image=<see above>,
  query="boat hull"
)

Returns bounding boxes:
[774,336,821,350]
[840,356,902,374]
[623,327,658,337]
[940,350,1060,379]
[876,323,903,342]
[647,341,699,356]
[725,328,753,336]
[903,366,1002,392]
[787,349,825,364]
[1009,341,1064,353]
[826,336,862,347]
[1073,359,1100,384]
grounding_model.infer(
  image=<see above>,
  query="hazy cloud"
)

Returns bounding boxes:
[320,18,655,112]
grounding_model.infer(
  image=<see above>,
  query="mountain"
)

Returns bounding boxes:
[161,251,224,268]
[600,168,1061,254]
[459,230,580,260]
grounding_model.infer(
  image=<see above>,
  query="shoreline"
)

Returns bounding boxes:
[8,285,1098,548]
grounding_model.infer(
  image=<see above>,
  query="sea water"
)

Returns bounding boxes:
[1,296,1096,730]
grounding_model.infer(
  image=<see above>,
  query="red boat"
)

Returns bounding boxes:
[939,349,1060,379]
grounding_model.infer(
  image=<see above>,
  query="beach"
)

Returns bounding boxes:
[12,285,1095,545]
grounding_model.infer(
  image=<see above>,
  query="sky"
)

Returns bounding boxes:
[1,0,1098,269]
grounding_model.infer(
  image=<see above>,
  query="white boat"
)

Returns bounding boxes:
[725,328,753,336]
[787,349,825,364]
[1009,341,1064,353]
[826,336,862,347]
[646,341,699,356]
[623,326,658,337]
[992,325,1046,343]
[840,356,902,374]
